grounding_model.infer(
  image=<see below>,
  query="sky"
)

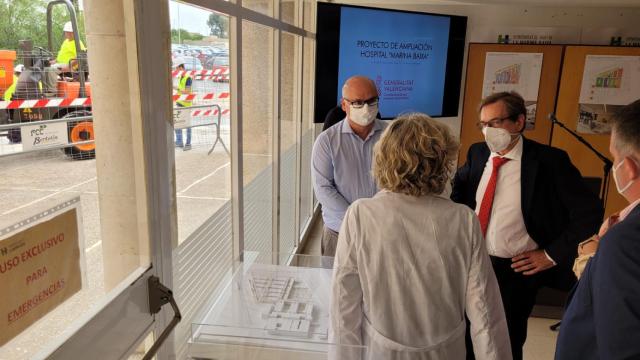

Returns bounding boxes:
[78,0,215,37]
[169,1,215,36]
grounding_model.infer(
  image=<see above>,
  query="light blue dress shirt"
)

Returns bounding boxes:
[311,118,388,232]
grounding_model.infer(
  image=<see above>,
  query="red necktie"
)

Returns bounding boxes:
[478,157,511,237]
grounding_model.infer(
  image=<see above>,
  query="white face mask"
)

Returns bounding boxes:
[349,103,378,126]
[482,126,518,153]
[612,158,637,195]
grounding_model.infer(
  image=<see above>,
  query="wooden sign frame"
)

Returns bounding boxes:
[459,43,564,165]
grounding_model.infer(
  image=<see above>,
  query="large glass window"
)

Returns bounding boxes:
[243,0,275,18]
[165,1,318,355]
[303,0,316,32]
[0,3,149,357]
[279,31,301,262]
[169,3,233,359]
[169,1,232,244]
[299,37,315,234]
[1,0,318,358]
[281,0,300,26]
[242,20,275,260]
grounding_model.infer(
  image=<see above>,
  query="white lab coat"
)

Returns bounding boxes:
[329,191,511,360]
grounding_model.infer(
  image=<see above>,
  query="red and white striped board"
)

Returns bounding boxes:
[172,92,230,102]
[0,93,230,111]
[0,97,92,110]
[190,108,231,117]
[171,69,230,81]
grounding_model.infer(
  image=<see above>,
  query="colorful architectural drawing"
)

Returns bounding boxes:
[594,67,623,88]
[494,63,521,84]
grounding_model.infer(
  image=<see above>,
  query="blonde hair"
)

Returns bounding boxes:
[373,113,459,196]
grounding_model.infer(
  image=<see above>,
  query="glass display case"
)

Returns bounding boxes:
[188,252,366,359]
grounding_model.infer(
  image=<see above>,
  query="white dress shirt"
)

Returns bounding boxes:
[620,198,640,220]
[330,191,511,360]
[474,137,540,259]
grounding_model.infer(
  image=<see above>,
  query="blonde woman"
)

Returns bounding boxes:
[330,113,511,360]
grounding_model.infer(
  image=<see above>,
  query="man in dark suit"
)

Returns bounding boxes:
[555,99,640,359]
[452,91,603,360]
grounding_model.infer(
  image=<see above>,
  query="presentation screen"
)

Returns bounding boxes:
[315,3,467,121]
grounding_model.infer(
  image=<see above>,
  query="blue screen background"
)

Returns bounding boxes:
[337,7,451,118]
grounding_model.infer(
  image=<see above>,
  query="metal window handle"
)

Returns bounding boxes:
[142,276,182,360]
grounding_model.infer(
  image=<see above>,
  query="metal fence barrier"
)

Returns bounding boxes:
[0,104,228,159]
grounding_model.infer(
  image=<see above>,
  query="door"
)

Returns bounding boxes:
[163,0,318,359]
[0,0,178,358]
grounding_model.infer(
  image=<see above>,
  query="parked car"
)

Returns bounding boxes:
[172,56,203,71]
[205,55,229,82]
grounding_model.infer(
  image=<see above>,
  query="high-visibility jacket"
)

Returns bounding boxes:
[3,75,18,101]
[176,74,193,107]
[56,38,87,66]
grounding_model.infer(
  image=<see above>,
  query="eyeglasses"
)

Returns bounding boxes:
[344,97,379,109]
[475,116,512,130]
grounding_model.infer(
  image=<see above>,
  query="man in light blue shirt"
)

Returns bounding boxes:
[312,76,388,261]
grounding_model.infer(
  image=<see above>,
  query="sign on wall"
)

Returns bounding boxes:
[582,27,640,46]
[482,52,544,129]
[577,55,640,134]
[471,26,581,44]
[0,198,85,346]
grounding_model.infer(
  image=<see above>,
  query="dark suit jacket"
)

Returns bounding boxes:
[451,137,603,290]
[555,205,640,359]
[323,106,346,131]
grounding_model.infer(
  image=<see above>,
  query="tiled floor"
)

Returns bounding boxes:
[524,317,559,359]
[300,215,559,360]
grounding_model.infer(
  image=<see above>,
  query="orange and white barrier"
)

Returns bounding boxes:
[191,108,230,117]
[171,69,230,81]
[172,92,230,102]
[0,97,92,110]
[0,93,230,112]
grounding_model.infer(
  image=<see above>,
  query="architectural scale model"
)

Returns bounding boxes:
[247,273,320,338]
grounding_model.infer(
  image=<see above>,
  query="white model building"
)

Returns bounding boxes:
[247,273,320,338]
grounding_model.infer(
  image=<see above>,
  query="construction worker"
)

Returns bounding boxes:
[52,21,86,72]
[3,64,24,101]
[175,63,192,151]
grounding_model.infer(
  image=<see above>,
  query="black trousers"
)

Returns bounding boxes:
[466,256,541,360]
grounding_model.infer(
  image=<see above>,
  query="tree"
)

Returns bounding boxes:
[0,0,86,55]
[207,13,228,38]
[171,29,204,44]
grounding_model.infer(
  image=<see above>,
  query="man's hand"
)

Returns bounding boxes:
[511,249,555,275]
[598,212,620,238]
[577,236,600,256]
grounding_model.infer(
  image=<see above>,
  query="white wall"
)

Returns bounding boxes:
[333,1,640,137]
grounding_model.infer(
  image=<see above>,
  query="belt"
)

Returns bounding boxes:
[362,317,465,352]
